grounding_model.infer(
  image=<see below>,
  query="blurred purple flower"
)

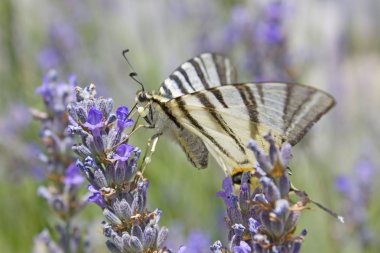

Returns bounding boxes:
[233,241,252,253]
[334,176,350,194]
[220,5,248,48]
[335,157,375,248]
[35,70,76,114]
[37,20,81,70]
[255,22,284,45]
[33,70,87,252]
[49,21,79,51]
[177,245,187,253]
[64,162,85,185]
[198,1,294,81]
[0,103,31,135]
[354,159,374,187]
[37,47,60,70]
[184,231,211,253]
[264,1,285,20]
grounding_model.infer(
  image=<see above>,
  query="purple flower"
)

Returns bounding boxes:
[177,245,187,253]
[37,47,60,70]
[116,106,133,131]
[87,185,107,209]
[354,159,374,187]
[69,85,170,251]
[36,75,53,102]
[265,1,285,21]
[248,218,260,235]
[214,134,307,252]
[255,2,287,45]
[33,70,87,252]
[256,22,284,45]
[184,231,210,253]
[37,20,81,70]
[334,176,350,194]
[83,108,104,136]
[49,21,79,51]
[64,162,85,185]
[335,158,375,247]
[233,241,252,253]
[216,177,234,208]
[113,144,134,162]
[210,241,223,253]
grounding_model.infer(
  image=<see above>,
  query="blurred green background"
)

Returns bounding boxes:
[0,0,379,252]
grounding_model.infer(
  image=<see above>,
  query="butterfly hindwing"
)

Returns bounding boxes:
[174,127,209,169]
[164,82,335,173]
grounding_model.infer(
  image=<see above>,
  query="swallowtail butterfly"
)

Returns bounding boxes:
[135,53,335,176]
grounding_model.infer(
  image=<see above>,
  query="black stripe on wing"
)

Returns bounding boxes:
[196,92,247,154]
[169,74,189,95]
[178,67,196,92]
[174,98,246,165]
[168,82,334,148]
[236,85,260,139]
[159,53,236,99]
[189,58,210,89]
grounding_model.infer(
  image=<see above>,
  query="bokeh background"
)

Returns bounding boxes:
[1,0,379,252]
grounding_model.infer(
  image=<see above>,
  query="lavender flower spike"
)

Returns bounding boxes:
[32,70,88,253]
[216,133,308,253]
[68,84,173,252]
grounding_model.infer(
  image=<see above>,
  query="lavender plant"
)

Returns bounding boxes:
[198,1,294,82]
[335,158,375,249]
[31,70,89,253]
[212,134,307,253]
[67,84,172,253]
[31,75,341,253]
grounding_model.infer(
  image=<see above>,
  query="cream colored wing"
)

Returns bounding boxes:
[165,82,335,174]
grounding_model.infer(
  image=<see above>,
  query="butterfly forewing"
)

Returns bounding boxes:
[159,53,237,98]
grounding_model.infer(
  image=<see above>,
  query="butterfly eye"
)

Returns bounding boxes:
[137,92,148,102]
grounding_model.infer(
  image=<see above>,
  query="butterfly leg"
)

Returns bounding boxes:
[140,132,162,173]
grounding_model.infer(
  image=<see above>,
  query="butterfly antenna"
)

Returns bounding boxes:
[122,49,145,92]
[130,72,145,92]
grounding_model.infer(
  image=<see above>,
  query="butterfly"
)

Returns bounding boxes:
[135,53,335,177]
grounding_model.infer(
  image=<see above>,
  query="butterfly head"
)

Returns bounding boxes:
[135,90,157,126]
[136,90,150,103]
